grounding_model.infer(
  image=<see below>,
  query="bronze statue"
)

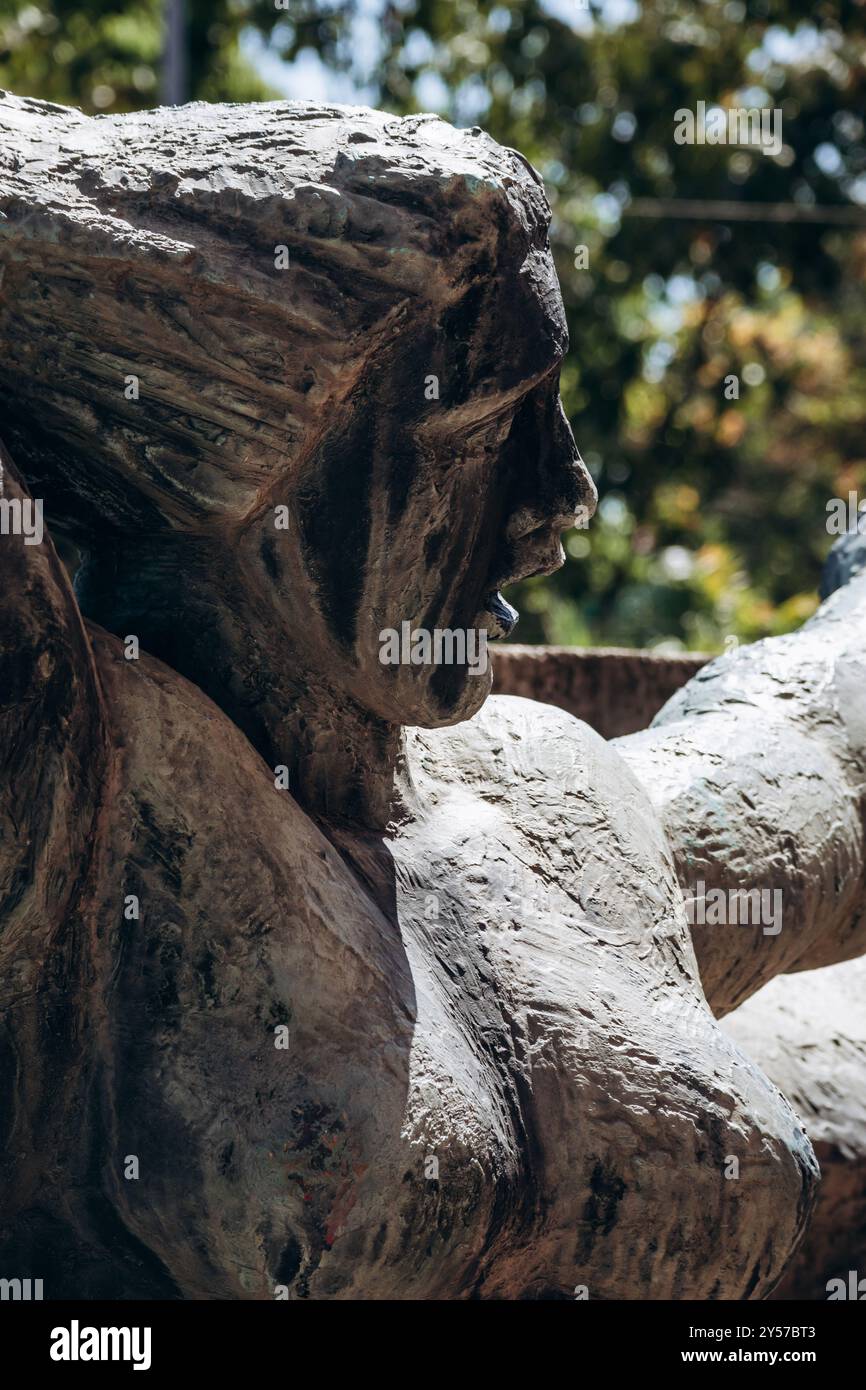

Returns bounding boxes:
[2,92,864,1299]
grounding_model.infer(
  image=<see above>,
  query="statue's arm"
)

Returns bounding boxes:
[616,546,866,1016]
[0,438,113,1245]
[0,440,107,987]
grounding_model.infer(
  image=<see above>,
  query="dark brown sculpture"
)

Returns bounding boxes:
[1,92,863,1300]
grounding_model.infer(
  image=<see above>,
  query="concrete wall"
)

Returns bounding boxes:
[492,644,710,739]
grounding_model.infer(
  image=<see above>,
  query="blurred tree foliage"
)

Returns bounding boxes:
[3,0,866,650]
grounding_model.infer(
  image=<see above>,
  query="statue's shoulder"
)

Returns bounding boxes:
[409,692,655,828]
[408,689,639,789]
[86,623,365,921]
[474,690,607,763]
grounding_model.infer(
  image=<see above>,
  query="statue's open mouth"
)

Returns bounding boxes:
[482,589,519,640]
[480,521,567,641]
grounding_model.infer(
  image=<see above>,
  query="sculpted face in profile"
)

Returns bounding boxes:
[3,97,596,822]
[4,92,866,1301]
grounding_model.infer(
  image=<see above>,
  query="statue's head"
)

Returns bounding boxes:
[0,96,594,739]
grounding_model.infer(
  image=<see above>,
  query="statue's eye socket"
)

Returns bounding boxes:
[464,410,516,453]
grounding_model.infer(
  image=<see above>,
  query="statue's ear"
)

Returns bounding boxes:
[0,437,106,974]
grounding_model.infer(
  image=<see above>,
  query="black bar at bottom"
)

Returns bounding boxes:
[0,1296,860,1376]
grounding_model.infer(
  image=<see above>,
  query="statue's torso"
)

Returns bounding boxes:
[12,634,814,1300]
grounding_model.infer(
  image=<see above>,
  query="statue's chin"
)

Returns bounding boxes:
[418,662,495,729]
[370,661,494,730]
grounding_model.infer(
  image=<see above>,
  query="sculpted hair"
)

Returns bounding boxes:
[0,93,556,540]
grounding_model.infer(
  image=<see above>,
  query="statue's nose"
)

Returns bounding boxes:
[505,394,597,546]
[562,407,599,529]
